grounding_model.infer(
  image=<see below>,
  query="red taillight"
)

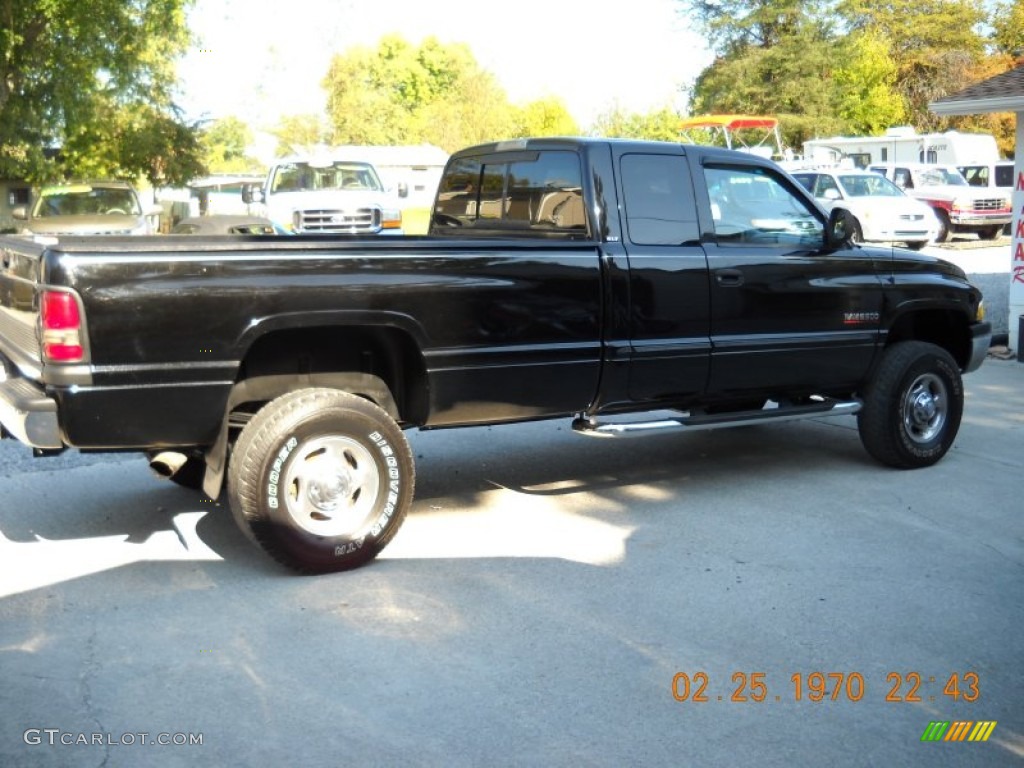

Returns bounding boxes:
[41,291,84,362]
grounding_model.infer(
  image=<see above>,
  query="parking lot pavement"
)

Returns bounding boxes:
[923,239,1013,339]
[1,359,1022,767]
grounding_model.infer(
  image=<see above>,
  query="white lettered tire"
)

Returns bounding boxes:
[228,388,414,573]
[857,341,963,469]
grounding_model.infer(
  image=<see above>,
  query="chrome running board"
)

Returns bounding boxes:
[572,399,862,438]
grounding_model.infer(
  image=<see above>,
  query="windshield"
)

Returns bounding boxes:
[918,167,967,187]
[33,185,141,217]
[837,174,904,198]
[270,161,384,194]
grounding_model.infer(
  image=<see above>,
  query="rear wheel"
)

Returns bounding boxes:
[857,341,963,469]
[228,388,414,573]
[906,241,927,251]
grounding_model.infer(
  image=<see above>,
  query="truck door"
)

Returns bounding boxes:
[616,149,712,403]
[695,160,885,395]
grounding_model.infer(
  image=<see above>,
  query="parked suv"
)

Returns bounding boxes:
[868,163,1011,242]
[791,168,938,250]
[13,181,158,236]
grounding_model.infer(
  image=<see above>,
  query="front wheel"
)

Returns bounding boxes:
[857,342,963,469]
[228,388,414,573]
[934,210,951,243]
[978,225,1003,241]
[849,217,864,245]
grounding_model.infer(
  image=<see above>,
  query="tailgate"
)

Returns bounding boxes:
[0,237,63,448]
[0,238,45,376]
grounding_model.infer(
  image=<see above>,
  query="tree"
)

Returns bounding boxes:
[686,1,843,148]
[838,0,987,131]
[591,106,683,141]
[680,0,1005,147]
[991,0,1024,55]
[322,35,522,152]
[0,0,203,184]
[687,0,830,52]
[513,97,580,138]
[59,100,204,184]
[830,31,907,135]
[270,114,332,157]
[409,69,519,151]
[200,117,261,174]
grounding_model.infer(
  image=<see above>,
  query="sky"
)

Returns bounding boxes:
[174,0,713,132]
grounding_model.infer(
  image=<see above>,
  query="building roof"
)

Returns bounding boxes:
[929,65,1024,115]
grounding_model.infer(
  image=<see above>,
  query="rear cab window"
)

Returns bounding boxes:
[994,164,1014,188]
[433,150,588,237]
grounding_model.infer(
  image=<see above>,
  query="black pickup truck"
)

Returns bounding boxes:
[0,138,991,572]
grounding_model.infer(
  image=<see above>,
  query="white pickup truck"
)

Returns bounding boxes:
[244,155,406,235]
[869,162,1011,242]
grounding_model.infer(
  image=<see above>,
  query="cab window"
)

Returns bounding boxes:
[619,153,698,245]
[433,150,587,236]
[703,165,823,246]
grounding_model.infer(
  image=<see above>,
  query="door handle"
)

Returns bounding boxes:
[715,269,744,287]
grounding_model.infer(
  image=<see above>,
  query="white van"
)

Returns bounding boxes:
[957,160,1014,191]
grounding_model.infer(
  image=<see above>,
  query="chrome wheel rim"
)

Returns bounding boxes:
[282,436,380,536]
[902,373,947,444]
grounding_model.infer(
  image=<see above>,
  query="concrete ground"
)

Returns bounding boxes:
[1,359,1022,767]
[925,236,1015,342]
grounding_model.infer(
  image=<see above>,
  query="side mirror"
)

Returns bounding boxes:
[823,188,841,201]
[826,207,856,248]
[12,206,27,220]
[241,183,265,205]
[397,182,409,199]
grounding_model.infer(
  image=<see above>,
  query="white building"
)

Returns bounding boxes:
[930,65,1023,358]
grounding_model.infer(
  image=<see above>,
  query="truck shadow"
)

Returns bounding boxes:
[408,417,867,507]
[0,417,869,594]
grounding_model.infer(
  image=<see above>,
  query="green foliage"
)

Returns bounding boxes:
[512,97,580,138]
[831,32,907,134]
[591,106,683,141]
[270,114,333,157]
[406,68,518,151]
[59,100,204,184]
[839,0,987,132]
[991,0,1024,55]
[682,0,1013,147]
[689,0,833,52]
[323,35,571,152]
[689,9,844,147]
[0,0,202,184]
[201,117,260,174]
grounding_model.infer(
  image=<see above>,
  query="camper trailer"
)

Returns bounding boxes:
[803,127,1001,169]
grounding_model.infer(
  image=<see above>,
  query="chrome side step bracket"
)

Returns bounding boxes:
[571,399,862,438]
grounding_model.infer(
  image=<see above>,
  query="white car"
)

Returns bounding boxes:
[791,169,939,250]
